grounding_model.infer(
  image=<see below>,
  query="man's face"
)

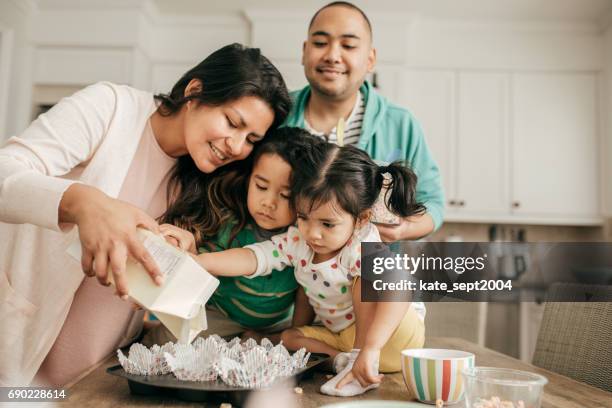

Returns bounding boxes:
[302,6,376,101]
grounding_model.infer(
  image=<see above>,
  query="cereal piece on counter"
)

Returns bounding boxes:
[294,387,303,394]
[220,404,232,408]
[436,399,444,407]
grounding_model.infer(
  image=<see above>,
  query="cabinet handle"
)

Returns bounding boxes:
[512,201,521,208]
[449,200,456,206]
[458,200,465,207]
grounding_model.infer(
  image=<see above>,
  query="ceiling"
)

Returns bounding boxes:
[153,0,612,27]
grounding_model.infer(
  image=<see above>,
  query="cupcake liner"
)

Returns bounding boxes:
[117,336,310,388]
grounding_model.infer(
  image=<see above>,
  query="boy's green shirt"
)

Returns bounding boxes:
[202,222,298,329]
[284,81,445,230]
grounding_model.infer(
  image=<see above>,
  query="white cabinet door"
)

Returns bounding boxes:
[456,72,510,216]
[512,73,599,219]
[396,69,456,211]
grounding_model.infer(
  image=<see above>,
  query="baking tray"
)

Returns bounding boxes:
[107,353,329,405]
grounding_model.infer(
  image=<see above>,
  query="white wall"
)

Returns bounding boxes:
[0,0,34,137]
[29,3,249,97]
[604,25,612,217]
[147,13,248,93]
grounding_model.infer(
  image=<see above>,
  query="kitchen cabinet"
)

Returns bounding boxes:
[394,69,456,213]
[456,72,510,217]
[395,69,600,225]
[512,73,599,221]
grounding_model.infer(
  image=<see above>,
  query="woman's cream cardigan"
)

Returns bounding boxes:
[0,82,157,385]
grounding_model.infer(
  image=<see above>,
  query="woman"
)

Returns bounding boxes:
[0,43,291,386]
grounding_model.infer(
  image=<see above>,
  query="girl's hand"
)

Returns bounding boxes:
[61,184,163,299]
[160,223,197,253]
[336,347,384,389]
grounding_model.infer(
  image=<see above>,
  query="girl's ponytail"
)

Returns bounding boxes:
[378,161,427,218]
[292,145,426,222]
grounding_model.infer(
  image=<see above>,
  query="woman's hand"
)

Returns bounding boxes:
[60,184,163,299]
[160,223,197,253]
[336,347,383,389]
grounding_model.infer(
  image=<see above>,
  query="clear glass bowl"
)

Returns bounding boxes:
[462,367,548,408]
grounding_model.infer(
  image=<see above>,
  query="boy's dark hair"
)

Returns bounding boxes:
[308,1,372,38]
[294,143,426,220]
[163,127,324,248]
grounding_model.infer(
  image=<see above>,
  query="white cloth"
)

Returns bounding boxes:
[0,82,158,385]
[320,349,380,397]
[246,223,425,333]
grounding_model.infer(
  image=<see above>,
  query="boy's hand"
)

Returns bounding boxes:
[160,223,197,253]
[336,347,384,389]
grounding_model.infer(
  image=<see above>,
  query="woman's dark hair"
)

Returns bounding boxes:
[293,143,427,220]
[162,127,324,247]
[155,43,291,130]
[158,43,293,245]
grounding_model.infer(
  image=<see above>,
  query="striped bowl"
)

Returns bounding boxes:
[401,348,475,405]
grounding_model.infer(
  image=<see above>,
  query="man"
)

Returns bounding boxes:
[285,1,444,241]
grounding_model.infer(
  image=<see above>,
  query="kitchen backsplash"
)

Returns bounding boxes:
[430,222,606,242]
[429,220,608,359]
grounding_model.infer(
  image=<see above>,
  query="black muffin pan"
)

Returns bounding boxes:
[107,353,329,406]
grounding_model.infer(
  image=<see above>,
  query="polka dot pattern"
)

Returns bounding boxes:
[258,224,380,333]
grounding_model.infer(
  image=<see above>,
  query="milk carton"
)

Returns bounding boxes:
[67,229,219,344]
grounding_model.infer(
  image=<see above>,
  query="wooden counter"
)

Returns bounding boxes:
[65,337,611,407]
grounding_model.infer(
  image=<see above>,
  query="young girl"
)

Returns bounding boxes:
[196,143,427,397]
[155,127,324,343]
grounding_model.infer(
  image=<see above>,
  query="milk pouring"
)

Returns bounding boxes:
[67,229,219,343]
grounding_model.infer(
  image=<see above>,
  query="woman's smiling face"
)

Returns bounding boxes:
[183,95,275,174]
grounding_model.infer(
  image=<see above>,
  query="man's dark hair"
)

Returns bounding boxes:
[308,1,372,38]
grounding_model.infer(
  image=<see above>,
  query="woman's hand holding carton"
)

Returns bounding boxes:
[60,183,163,299]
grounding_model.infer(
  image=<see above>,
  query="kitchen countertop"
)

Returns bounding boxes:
[64,337,612,407]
